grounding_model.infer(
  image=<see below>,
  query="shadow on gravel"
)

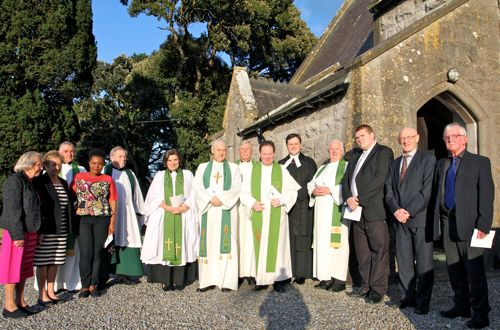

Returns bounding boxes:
[259,273,310,329]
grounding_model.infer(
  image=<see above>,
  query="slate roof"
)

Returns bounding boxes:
[243,0,375,120]
[291,0,375,86]
[249,78,305,117]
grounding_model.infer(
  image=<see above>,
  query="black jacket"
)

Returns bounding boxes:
[0,172,41,240]
[342,143,394,221]
[33,173,77,235]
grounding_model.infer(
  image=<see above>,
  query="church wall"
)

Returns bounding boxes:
[358,0,500,225]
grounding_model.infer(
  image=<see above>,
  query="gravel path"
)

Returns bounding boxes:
[0,272,499,329]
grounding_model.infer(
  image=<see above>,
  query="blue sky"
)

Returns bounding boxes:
[93,1,343,63]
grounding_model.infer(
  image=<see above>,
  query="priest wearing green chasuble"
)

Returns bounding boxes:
[194,140,241,292]
[240,141,300,293]
[141,150,198,291]
[308,139,349,292]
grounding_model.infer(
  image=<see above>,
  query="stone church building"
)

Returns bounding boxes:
[219,0,499,226]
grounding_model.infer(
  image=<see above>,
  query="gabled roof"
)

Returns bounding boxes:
[249,78,305,117]
[291,0,374,86]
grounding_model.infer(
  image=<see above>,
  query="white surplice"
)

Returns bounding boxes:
[54,162,86,291]
[308,161,350,281]
[107,167,145,248]
[240,163,300,286]
[194,161,241,290]
[141,170,198,266]
[238,161,255,278]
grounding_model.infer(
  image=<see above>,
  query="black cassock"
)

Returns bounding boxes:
[279,153,317,279]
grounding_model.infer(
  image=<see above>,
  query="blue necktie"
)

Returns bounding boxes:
[444,157,457,210]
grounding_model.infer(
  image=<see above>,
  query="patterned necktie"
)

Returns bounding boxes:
[444,157,457,210]
[400,155,409,183]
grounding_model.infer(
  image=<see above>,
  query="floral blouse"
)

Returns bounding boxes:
[72,172,117,216]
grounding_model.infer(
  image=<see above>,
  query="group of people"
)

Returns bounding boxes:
[0,122,494,329]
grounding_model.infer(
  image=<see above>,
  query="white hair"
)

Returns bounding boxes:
[13,151,42,173]
[328,139,344,153]
[211,139,227,152]
[239,140,252,148]
[443,123,467,137]
[110,146,127,157]
[58,141,76,151]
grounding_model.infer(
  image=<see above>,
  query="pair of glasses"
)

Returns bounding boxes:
[443,134,464,141]
[398,135,417,142]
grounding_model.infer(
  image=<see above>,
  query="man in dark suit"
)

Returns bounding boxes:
[342,124,393,303]
[385,127,435,314]
[279,133,317,284]
[433,123,494,329]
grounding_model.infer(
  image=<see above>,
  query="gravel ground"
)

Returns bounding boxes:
[0,271,498,330]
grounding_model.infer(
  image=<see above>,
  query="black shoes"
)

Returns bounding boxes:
[347,287,368,298]
[292,277,305,285]
[365,291,383,304]
[221,288,232,292]
[327,282,346,292]
[90,289,101,298]
[17,305,42,315]
[466,316,490,329]
[314,280,332,290]
[78,290,90,298]
[197,285,216,292]
[252,285,268,292]
[440,307,472,319]
[2,308,29,319]
[37,299,55,307]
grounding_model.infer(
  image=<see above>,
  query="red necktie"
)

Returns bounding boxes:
[400,155,409,183]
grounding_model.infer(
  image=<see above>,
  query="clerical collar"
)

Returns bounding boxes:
[284,154,301,168]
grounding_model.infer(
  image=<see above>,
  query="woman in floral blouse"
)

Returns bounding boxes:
[72,149,117,298]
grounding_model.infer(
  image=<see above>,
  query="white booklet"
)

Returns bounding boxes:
[170,195,184,207]
[267,186,282,200]
[103,234,113,248]
[470,229,495,249]
[343,205,362,221]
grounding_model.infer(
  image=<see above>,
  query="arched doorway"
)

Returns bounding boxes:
[416,92,477,160]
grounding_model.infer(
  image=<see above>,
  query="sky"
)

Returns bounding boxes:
[93,1,343,64]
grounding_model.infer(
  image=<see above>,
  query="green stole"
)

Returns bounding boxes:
[103,164,136,193]
[162,170,184,265]
[250,162,282,273]
[199,160,232,258]
[314,159,346,248]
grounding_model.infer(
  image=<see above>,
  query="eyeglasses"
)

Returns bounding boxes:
[398,135,417,142]
[443,134,464,141]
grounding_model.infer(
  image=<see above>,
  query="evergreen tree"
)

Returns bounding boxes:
[0,0,97,198]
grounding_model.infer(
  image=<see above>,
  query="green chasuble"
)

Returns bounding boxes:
[162,170,184,265]
[250,162,283,273]
[199,160,232,258]
[314,159,346,248]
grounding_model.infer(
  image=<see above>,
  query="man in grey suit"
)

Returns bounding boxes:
[385,127,435,315]
[433,123,494,329]
[342,124,393,304]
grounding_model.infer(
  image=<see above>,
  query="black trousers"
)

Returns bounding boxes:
[78,216,110,288]
[289,232,313,279]
[353,217,389,296]
[442,214,490,317]
[148,264,186,287]
[396,225,434,308]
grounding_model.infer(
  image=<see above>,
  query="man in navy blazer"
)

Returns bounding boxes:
[433,123,494,329]
[342,124,393,304]
[385,127,435,314]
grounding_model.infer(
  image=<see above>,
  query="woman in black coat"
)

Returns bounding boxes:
[0,151,43,318]
[33,150,76,307]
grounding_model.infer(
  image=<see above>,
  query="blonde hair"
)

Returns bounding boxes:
[43,150,64,167]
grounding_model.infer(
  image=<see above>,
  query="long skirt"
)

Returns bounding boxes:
[0,230,38,284]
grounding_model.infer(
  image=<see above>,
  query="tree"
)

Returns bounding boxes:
[0,0,96,199]
[119,0,316,167]
[75,55,174,185]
